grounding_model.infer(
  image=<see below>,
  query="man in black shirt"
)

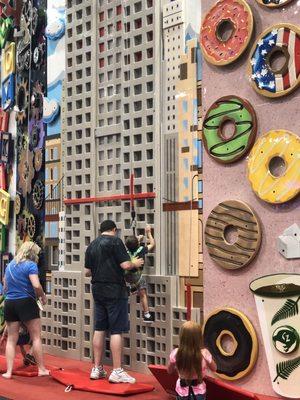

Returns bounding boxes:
[85,220,143,384]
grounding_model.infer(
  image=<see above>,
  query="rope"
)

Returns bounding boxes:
[121,1,136,236]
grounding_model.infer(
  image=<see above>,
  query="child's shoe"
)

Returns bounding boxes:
[143,312,154,323]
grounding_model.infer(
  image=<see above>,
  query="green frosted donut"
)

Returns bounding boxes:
[203,96,257,163]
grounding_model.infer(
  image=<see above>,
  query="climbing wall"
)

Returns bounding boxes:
[202,0,300,397]
[14,0,47,272]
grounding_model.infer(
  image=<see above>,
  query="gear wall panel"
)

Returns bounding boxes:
[15,0,47,276]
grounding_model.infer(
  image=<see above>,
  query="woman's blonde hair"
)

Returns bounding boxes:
[14,241,41,264]
[176,321,203,381]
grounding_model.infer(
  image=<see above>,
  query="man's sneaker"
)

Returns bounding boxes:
[143,312,154,323]
[90,366,107,380]
[109,368,136,384]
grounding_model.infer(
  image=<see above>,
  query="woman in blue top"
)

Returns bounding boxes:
[2,241,49,379]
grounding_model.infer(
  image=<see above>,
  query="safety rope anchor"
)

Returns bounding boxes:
[65,385,74,393]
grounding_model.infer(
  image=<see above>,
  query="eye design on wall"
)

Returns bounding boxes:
[43,97,60,124]
[45,18,65,40]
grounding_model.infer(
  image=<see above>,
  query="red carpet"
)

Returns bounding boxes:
[0,353,278,400]
[52,368,154,396]
[0,353,171,400]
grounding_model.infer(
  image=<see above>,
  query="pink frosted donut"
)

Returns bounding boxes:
[201,0,253,66]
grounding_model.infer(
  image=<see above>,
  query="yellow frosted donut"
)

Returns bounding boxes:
[247,130,300,204]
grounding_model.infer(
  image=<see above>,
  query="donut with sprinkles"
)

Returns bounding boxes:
[201,0,253,66]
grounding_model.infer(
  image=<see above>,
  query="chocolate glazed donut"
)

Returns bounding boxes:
[203,308,258,380]
[203,96,257,164]
[205,200,262,270]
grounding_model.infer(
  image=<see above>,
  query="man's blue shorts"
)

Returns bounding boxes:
[94,297,129,334]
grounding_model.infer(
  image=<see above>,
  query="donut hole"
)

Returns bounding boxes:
[269,156,286,177]
[216,330,238,357]
[267,46,290,75]
[224,225,238,245]
[219,118,236,141]
[216,19,234,42]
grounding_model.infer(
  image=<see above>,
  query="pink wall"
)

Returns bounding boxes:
[202,0,300,396]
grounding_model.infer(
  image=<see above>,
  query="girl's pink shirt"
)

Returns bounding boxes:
[169,347,213,397]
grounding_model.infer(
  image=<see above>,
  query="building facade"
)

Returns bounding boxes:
[42,0,203,372]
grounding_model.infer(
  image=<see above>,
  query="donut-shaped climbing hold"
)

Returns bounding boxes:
[255,0,295,8]
[200,0,253,66]
[203,308,258,380]
[249,24,300,98]
[205,200,261,270]
[203,96,257,163]
[247,130,300,204]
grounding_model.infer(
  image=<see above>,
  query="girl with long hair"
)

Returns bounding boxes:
[2,241,49,379]
[168,321,217,400]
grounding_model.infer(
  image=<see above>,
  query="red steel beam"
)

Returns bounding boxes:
[64,192,156,205]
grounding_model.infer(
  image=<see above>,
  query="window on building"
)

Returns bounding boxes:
[51,245,59,266]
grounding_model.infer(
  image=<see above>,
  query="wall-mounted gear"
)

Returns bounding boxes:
[30,81,44,120]
[34,148,43,172]
[17,149,35,195]
[15,78,29,124]
[14,193,22,215]
[32,179,44,210]
[22,1,39,35]
[16,127,26,153]
[16,44,31,72]
[29,119,45,149]
[17,215,26,240]
[25,213,36,239]
[33,39,45,70]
